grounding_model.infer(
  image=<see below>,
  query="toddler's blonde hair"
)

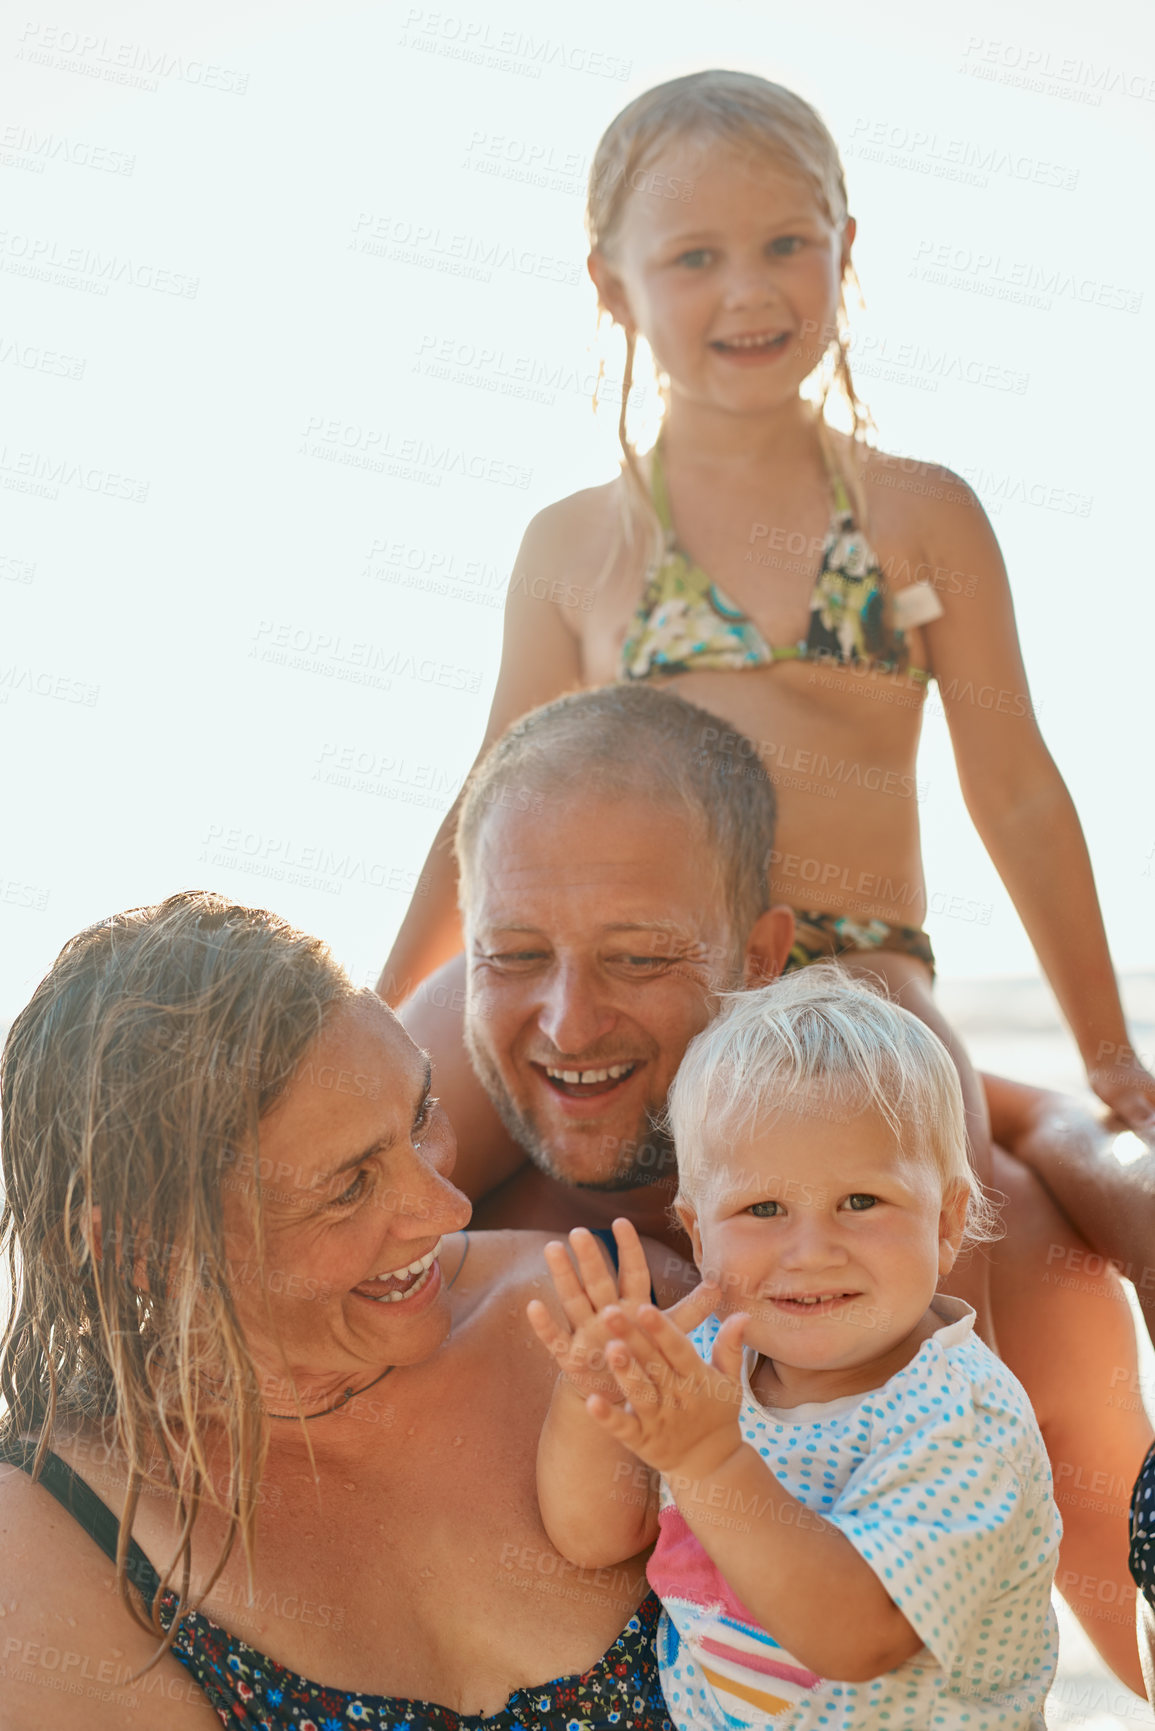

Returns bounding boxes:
[586,69,872,539]
[668,964,998,1243]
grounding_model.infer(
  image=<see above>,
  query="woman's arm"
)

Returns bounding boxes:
[0,1466,222,1730]
[376,503,587,1005]
[915,475,1155,1131]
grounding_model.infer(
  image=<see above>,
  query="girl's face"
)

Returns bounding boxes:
[678,1103,968,1394]
[590,136,853,420]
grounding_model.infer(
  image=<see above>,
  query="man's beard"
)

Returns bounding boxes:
[465,1022,677,1191]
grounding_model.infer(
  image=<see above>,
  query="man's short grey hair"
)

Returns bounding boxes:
[456,686,776,943]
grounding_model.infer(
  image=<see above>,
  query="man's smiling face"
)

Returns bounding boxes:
[463,793,743,1190]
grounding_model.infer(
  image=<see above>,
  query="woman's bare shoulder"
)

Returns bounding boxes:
[0,1457,219,1727]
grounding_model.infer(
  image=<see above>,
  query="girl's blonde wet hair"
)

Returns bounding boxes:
[0,891,356,1666]
[586,69,873,559]
[668,964,999,1245]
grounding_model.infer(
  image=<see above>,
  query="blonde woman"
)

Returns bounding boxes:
[0,892,691,1728]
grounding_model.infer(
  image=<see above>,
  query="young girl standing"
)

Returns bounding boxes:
[380,69,1154,1159]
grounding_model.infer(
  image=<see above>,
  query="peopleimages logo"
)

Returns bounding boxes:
[15,23,249,94]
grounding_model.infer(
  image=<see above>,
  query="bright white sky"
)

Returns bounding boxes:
[2,0,1153,1026]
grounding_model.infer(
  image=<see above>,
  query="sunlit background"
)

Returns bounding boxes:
[1,2,1153,1718]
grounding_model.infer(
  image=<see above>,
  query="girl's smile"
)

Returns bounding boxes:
[590,139,853,419]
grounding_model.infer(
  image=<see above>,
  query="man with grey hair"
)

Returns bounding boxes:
[390,684,1150,1692]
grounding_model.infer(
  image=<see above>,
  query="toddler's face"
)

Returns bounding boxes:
[681,1103,966,1378]
[590,136,851,418]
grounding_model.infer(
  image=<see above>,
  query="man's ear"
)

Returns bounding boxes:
[672,1197,703,1266]
[587,249,634,329]
[938,1183,971,1279]
[743,905,795,987]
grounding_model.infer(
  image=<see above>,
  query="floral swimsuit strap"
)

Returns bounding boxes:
[619,439,934,684]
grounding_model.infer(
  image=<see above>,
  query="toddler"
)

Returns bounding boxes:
[529,966,1061,1729]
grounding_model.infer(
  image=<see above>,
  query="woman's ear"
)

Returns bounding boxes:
[587,249,634,329]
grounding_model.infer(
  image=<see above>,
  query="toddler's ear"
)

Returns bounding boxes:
[937,1182,971,1277]
[672,1197,703,1268]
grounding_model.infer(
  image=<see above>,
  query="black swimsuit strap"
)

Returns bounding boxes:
[0,1434,162,1605]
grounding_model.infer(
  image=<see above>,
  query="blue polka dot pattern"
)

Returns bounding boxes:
[1129,1440,1155,1607]
[649,1298,1061,1729]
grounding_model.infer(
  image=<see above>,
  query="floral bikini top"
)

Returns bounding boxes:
[619,441,940,685]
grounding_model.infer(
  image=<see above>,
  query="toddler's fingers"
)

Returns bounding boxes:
[525,1297,570,1360]
[711,1312,748,1384]
[543,1237,597,1327]
[603,1308,673,1387]
[666,1279,719,1335]
[612,1216,653,1305]
[636,1302,710,1377]
[586,1392,645,1451]
[569,1226,624,1311]
[606,1338,662,1410]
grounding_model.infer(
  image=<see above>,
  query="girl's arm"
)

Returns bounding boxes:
[589,1305,922,1680]
[913,474,1155,1132]
[527,1222,716,1568]
[376,503,586,1004]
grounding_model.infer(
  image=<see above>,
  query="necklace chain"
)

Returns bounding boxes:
[264,1235,470,1421]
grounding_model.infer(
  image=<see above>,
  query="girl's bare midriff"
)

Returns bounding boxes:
[561,451,933,930]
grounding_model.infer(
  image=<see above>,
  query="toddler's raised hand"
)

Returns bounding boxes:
[527,1218,716,1405]
[587,1301,749,1480]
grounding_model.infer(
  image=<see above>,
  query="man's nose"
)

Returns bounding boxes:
[536,958,616,1056]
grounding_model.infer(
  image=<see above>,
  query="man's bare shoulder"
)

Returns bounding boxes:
[457,1227,694,1310]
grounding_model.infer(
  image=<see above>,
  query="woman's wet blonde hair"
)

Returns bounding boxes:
[0,891,355,1663]
[586,69,873,557]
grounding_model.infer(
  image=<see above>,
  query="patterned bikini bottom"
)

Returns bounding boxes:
[784,906,936,979]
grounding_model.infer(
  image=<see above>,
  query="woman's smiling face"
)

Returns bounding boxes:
[221,994,472,1408]
[590,136,853,417]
